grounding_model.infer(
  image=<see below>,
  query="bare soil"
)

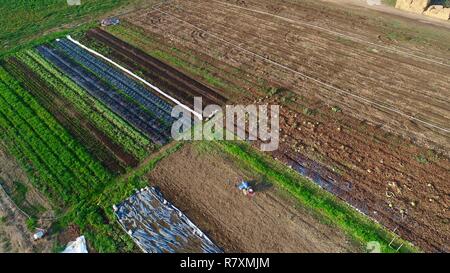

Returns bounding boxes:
[147,143,362,253]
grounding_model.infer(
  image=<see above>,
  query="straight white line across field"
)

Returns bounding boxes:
[66,35,203,120]
[212,0,450,68]
[153,8,450,134]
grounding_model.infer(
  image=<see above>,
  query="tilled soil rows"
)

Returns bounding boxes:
[86,28,228,108]
[118,0,450,252]
[139,0,450,153]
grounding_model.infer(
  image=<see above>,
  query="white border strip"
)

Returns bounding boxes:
[66,35,203,120]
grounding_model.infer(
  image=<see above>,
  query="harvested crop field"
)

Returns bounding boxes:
[147,143,362,253]
[101,0,450,252]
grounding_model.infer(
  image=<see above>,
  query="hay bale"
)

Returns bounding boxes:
[395,0,431,13]
[424,5,450,20]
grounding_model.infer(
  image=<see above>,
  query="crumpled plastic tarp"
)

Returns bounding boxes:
[114,187,222,253]
[61,236,88,253]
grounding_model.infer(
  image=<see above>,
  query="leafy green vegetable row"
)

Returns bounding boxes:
[0,66,110,204]
[18,50,151,160]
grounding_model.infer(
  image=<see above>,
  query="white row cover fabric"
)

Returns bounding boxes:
[61,236,88,253]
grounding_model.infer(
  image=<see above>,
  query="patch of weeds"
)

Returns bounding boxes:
[0,216,6,224]
[336,36,355,46]
[52,240,66,253]
[82,38,112,56]
[426,149,439,162]
[195,141,217,155]
[332,165,345,176]
[303,107,317,116]
[265,86,282,97]
[26,217,37,231]
[134,70,145,78]
[382,0,397,6]
[280,91,299,105]
[331,106,342,113]
[3,239,12,252]
[432,0,450,8]
[386,32,400,42]
[415,154,429,164]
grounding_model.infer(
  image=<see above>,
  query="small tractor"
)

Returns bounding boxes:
[236,181,255,198]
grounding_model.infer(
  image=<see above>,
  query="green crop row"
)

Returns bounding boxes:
[23,49,153,157]
[0,66,111,204]
[0,66,109,182]
[18,49,151,160]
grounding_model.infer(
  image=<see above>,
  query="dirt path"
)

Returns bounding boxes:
[147,143,361,253]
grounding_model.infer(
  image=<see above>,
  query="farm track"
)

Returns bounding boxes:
[87,28,228,107]
[36,45,170,145]
[120,0,450,252]
[2,58,134,174]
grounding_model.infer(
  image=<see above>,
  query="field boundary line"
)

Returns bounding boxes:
[0,182,31,219]
[212,0,450,68]
[66,36,203,120]
[154,8,450,134]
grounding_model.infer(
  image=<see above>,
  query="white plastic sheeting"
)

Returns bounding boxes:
[61,236,88,253]
[114,187,222,253]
